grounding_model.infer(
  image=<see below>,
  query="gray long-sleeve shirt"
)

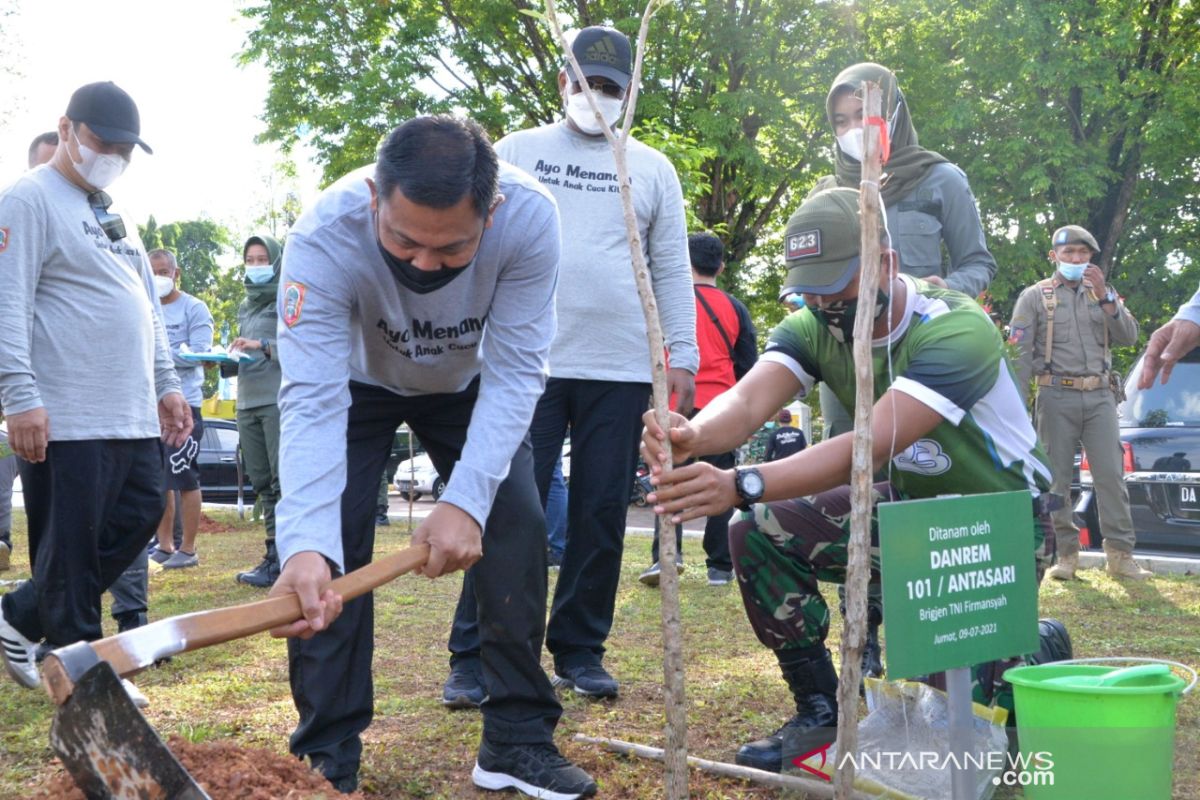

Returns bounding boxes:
[0,166,180,438]
[1176,286,1200,326]
[887,162,997,298]
[274,164,560,572]
[160,292,214,406]
[496,121,698,380]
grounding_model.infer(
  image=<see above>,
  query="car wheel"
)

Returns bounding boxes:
[400,491,421,502]
[433,478,446,501]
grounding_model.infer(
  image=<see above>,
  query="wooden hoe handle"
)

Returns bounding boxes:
[43,544,430,704]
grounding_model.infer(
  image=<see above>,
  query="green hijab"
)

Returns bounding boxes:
[820,62,948,205]
[243,234,282,307]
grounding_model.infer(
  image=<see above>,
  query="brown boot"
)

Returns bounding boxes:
[1104,544,1152,580]
[1047,552,1078,581]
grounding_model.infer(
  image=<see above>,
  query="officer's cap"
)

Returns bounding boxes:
[1051,225,1099,253]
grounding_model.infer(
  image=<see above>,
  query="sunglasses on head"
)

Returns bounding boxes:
[87,190,126,242]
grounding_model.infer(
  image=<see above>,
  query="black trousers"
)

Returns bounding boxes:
[649,448,736,571]
[1,439,164,646]
[288,381,561,780]
[449,378,650,672]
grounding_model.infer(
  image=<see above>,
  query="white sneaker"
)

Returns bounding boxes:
[0,605,41,689]
[122,678,149,709]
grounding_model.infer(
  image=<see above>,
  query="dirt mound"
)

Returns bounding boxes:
[199,513,237,534]
[33,736,364,799]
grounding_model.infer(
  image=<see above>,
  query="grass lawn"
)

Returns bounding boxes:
[1,507,1197,799]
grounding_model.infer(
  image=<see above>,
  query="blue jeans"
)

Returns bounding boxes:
[545,456,568,558]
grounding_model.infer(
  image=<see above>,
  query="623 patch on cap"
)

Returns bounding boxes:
[786,229,821,260]
[283,281,306,327]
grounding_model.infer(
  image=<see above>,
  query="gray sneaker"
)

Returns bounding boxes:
[637,557,684,587]
[149,547,174,565]
[707,567,733,586]
[162,550,198,569]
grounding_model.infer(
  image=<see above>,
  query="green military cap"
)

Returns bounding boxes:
[780,187,885,299]
[1051,225,1099,253]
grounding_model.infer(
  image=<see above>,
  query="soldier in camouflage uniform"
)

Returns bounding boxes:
[1008,225,1150,581]
[641,188,1057,773]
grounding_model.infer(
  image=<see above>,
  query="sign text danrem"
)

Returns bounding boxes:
[930,542,1017,593]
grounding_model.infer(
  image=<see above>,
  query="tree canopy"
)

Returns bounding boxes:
[241,0,1200,360]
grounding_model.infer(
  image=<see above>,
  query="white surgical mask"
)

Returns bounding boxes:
[71,129,130,189]
[564,90,624,135]
[1057,261,1086,282]
[246,265,275,284]
[837,127,865,162]
[153,275,175,297]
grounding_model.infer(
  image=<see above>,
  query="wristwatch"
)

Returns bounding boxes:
[734,467,765,511]
[261,338,272,359]
[1101,289,1117,306]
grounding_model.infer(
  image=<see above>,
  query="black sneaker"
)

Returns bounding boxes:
[552,663,618,698]
[473,739,596,799]
[442,658,487,709]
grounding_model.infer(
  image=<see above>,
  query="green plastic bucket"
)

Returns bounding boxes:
[1003,659,1194,799]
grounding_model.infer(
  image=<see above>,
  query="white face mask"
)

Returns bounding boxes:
[564,89,624,135]
[71,129,130,189]
[1057,261,1086,282]
[153,275,175,298]
[837,127,865,162]
[245,265,275,284]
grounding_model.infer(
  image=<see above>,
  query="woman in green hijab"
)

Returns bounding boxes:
[228,234,284,588]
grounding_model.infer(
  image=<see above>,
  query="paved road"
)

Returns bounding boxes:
[386,493,705,536]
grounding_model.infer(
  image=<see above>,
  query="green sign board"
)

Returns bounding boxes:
[878,491,1039,679]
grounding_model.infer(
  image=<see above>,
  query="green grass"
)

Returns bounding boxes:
[1,508,1197,798]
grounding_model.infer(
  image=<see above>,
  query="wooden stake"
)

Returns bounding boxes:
[574,735,848,799]
[835,80,884,800]
[540,4,688,797]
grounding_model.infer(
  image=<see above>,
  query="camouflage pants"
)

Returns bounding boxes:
[730,482,1054,709]
[730,481,898,653]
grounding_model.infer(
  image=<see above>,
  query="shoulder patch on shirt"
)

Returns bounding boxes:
[0,227,9,253]
[786,229,821,260]
[283,282,306,327]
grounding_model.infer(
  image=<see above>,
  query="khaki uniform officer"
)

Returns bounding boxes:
[1009,225,1151,581]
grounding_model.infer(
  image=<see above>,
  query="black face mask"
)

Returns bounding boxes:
[811,289,890,344]
[375,237,471,294]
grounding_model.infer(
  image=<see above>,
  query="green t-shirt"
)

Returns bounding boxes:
[762,276,1051,500]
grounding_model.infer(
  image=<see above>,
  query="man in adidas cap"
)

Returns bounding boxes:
[640,187,1054,772]
[442,26,698,704]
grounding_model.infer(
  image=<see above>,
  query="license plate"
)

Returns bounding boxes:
[1180,484,1200,510]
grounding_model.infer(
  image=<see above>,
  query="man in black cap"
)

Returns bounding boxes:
[0,81,190,697]
[1008,225,1149,581]
[441,25,698,704]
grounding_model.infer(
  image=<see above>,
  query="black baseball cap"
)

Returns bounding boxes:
[65,81,153,154]
[566,26,633,89]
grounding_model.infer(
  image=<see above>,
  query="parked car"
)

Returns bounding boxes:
[394,441,572,502]
[197,418,255,504]
[1077,347,1200,555]
[393,453,445,502]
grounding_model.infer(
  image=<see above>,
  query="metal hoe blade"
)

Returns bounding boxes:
[49,661,209,800]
